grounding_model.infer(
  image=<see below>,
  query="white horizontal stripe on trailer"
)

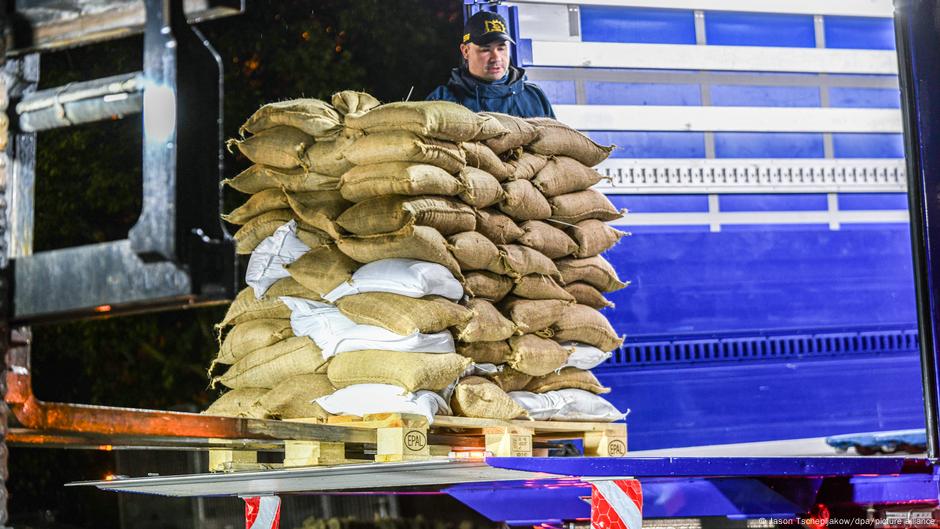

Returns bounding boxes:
[555,105,903,133]
[594,159,907,194]
[525,41,899,75]
[507,0,894,18]
[609,210,909,227]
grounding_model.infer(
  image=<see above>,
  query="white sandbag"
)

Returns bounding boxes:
[280,297,455,358]
[509,388,626,421]
[324,258,463,303]
[245,220,311,298]
[558,342,612,371]
[315,384,450,423]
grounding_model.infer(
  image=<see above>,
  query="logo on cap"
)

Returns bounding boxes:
[484,20,507,34]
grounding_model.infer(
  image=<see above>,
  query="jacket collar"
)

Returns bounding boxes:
[447,65,527,99]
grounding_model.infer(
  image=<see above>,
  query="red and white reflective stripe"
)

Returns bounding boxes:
[244,496,281,529]
[590,479,643,529]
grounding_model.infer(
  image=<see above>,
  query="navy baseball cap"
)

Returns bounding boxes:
[462,11,515,46]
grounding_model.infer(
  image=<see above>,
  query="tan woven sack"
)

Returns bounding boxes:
[526,118,614,166]
[512,275,576,302]
[448,231,499,271]
[218,319,294,365]
[463,271,514,302]
[475,209,524,244]
[457,340,511,364]
[340,162,464,202]
[508,334,572,376]
[284,189,352,239]
[525,368,611,394]
[233,210,295,254]
[499,297,569,333]
[336,293,472,335]
[568,219,629,258]
[556,256,627,292]
[481,112,539,154]
[462,141,513,181]
[342,131,467,173]
[345,101,508,142]
[499,179,552,221]
[457,167,506,208]
[506,152,549,181]
[225,165,340,194]
[332,90,381,116]
[451,376,526,419]
[337,196,475,236]
[240,98,343,139]
[257,373,334,419]
[532,156,608,197]
[564,282,615,309]
[550,190,623,224]
[224,165,279,194]
[301,132,357,176]
[219,282,304,328]
[228,125,313,169]
[287,245,360,297]
[487,367,533,392]
[517,220,578,259]
[223,188,289,225]
[492,245,560,279]
[336,226,463,280]
[203,388,268,418]
[454,299,517,342]
[216,336,327,389]
[553,304,623,352]
[327,350,471,392]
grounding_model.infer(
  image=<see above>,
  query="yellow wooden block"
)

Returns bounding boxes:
[283,440,345,467]
[375,426,431,462]
[208,448,258,472]
[583,424,628,457]
[484,426,533,457]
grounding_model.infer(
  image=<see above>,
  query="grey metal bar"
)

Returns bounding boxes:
[16,72,143,132]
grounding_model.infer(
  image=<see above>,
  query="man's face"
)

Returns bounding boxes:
[461,40,511,81]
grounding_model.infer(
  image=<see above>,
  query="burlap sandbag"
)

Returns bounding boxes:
[506,152,549,181]
[223,188,289,225]
[225,165,340,194]
[454,299,516,342]
[287,244,360,297]
[203,388,268,418]
[335,292,472,335]
[525,118,614,166]
[257,373,334,420]
[491,245,560,279]
[240,98,343,139]
[340,162,464,202]
[448,231,499,272]
[457,340,511,364]
[342,131,467,174]
[564,282,615,309]
[532,156,608,197]
[499,297,569,333]
[337,196,475,236]
[518,220,578,259]
[284,189,352,239]
[345,101,508,142]
[295,226,333,248]
[512,275,576,302]
[499,179,552,221]
[556,256,627,292]
[224,165,278,194]
[219,280,309,328]
[233,210,294,254]
[482,112,539,154]
[327,350,471,392]
[464,271,514,302]
[568,219,628,258]
[451,376,526,420]
[550,190,623,224]
[457,167,505,208]
[336,226,463,280]
[475,209,524,244]
[216,336,327,389]
[525,368,611,394]
[508,334,571,376]
[332,90,381,116]
[217,319,294,365]
[553,304,623,352]
[487,367,533,392]
[301,132,358,177]
[227,125,312,169]
[462,141,513,181]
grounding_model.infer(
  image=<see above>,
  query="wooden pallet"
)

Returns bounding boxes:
[208,414,627,472]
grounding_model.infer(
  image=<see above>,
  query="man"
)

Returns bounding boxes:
[427,11,555,118]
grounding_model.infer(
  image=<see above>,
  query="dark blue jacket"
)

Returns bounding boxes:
[427,66,556,119]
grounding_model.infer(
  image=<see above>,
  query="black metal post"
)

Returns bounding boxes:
[895,0,940,459]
